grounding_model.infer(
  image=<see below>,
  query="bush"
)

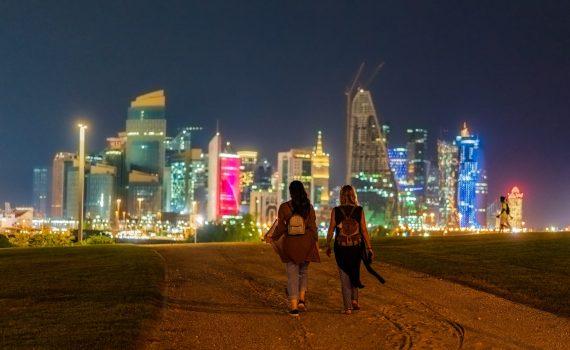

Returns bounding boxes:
[0,234,12,248]
[194,214,260,242]
[84,235,115,245]
[8,231,73,247]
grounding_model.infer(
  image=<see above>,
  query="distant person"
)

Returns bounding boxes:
[497,196,511,232]
[325,185,374,315]
[268,180,320,317]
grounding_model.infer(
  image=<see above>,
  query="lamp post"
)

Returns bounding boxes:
[77,123,87,242]
[116,198,122,229]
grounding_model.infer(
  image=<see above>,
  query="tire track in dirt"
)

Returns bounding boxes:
[143,244,570,350]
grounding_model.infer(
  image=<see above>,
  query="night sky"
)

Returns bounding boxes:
[1,1,569,227]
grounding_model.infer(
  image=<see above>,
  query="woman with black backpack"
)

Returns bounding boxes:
[325,185,374,314]
[269,180,320,317]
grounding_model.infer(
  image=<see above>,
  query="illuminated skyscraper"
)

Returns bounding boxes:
[104,133,127,208]
[346,89,397,227]
[437,140,459,227]
[32,167,48,218]
[207,133,221,221]
[456,123,485,228]
[164,127,202,214]
[388,148,408,187]
[51,152,76,218]
[508,186,524,229]
[310,131,330,207]
[253,159,273,191]
[277,148,312,203]
[250,189,279,227]
[237,151,258,211]
[207,134,241,220]
[85,164,116,221]
[125,90,166,213]
[406,128,428,197]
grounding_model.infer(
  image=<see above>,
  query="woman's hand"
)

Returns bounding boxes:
[367,247,375,260]
[326,247,332,257]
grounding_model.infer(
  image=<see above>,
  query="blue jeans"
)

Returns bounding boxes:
[286,262,309,300]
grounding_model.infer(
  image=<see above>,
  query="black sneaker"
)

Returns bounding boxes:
[289,309,300,317]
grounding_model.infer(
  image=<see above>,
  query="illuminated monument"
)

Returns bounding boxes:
[456,123,486,228]
[346,89,397,227]
[125,90,166,214]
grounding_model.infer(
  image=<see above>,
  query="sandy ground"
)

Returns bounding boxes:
[141,243,569,350]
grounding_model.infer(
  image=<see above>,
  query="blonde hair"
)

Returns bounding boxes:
[339,185,358,206]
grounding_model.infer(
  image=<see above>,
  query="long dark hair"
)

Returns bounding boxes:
[289,180,310,217]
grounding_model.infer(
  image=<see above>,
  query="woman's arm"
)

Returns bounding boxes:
[325,209,335,257]
[360,210,374,257]
[271,203,288,241]
[308,206,318,242]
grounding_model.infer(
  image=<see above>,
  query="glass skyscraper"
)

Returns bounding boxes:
[437,140,459,227]
[456,123,485,228]
[126,90,166,214]
[32,167,48,218]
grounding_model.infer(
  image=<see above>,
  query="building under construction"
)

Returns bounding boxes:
[345,63,398,228]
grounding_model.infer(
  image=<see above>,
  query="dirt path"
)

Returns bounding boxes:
[142,243,569,349]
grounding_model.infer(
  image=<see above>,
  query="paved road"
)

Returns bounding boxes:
[142,243,569,349]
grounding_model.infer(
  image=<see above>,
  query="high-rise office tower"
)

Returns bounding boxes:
[508,186,524,230]
[346,89,397,227]
[253,159,273,191]
[207,134,241,220]
[104,133,127,211]
[51,152,76,218]
[406,129,429,199]
[437,140,459,227]
[237,150,258,211]
[85,164,116,221]
[277,148,312,203]
[310,131,330,207]
[164,127,202,214]
[125,90,166,214]
[388,148,408,187]
[32,167,48,218]
[456,123,485,228]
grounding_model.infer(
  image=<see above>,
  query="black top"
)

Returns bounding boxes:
[334,205,363,236]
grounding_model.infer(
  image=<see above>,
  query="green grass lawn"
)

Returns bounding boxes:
[374,232,570,317]
[0,245,164,348]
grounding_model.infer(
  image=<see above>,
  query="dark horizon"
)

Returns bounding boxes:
[1,1,569,227]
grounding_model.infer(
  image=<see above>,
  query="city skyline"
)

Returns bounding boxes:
[1,1,569,227]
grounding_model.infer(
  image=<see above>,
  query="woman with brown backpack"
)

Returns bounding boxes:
[325,185,374,314]
[268,180,320,317]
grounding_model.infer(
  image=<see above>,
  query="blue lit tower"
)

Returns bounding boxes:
[388,148,408,187]
[455,123,485,228]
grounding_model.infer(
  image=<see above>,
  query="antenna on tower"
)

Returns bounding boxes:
[216,119,220,135]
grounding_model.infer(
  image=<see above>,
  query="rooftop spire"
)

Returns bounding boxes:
[314,131,324,156]
[460,122,470,137]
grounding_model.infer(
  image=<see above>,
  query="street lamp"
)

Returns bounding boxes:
[77,123,87,242]
[116,198,122,229]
